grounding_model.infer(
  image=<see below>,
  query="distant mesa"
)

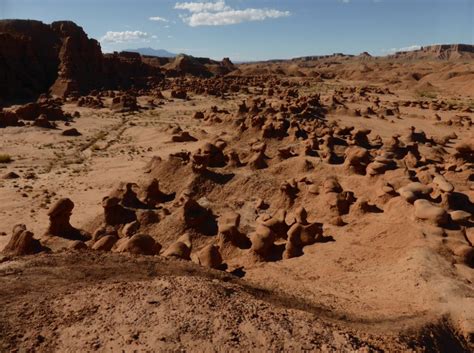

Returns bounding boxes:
[124,47,177,58]
[289,44,474,62]
[389,44,474,60]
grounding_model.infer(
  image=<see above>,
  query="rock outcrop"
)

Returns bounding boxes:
[0,19,165,101]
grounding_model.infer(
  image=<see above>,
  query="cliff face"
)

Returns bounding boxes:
[0,19,236,103]
[49,21,104,97]
[0,20,60,101]
[0,20,106,100]
[0,19,166,102]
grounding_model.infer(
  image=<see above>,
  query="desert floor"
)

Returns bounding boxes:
[1,77,473,352]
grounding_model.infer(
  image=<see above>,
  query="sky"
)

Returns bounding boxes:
[0,0,473,61]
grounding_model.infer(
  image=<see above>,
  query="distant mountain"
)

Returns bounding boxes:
[125,47,177,57]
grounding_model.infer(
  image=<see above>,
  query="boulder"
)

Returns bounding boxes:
[116,233,161,255]
[398,182,433,203]
[414,199,448,225]
[2,224,43,255]
[162,233,192,260]
[196,245,223,269]
[91,234,117,251]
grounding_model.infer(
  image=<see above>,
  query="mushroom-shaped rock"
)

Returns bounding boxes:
[260,209,290,238]
[453,141,474,162]
[116,233,162,255]
[102,196,137,227]
[92,225,118,242]
[322,177,343,194]
[141,178,175,207]
[248,150,267,170]
[218,212,241,233]
[171,131,197,142]
[376,181,397,200]
[350,197,382,216]
[344,146,370,175]
[217,211,245,247]
[383,135,404,157]
[136,209,162,226]
[226,149,244,167]
[414,199,448,226]
[69,240,88,250]
[330,191,356,216]
[283,222,324,259]
[2,224,43,256]
[280,179,299,205]
[452,245,474,267]
[398,182,433,203]
[196,244,223,269]
[34,114,56,129]
[201,142,226,167]
[91,234,118,251]
[121,220,140,238]
[350,128,371,148]
[250,224,276,259]
[432,174,454,193]
[182,198,212,229]
[163,234,192,260]
[366,154,397,176]
[449,210,472,224]
[45,198,89,240]
[120,183,147,209]
[277,146,297,160]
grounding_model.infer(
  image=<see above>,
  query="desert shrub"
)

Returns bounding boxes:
[0,154,12,163]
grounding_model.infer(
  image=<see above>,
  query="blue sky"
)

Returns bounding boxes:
[1,0,473,61]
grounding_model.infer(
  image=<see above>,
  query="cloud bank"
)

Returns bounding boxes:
[175,0,230,13]
[174,1,290,27]
[100,31,154,43]
[383,44,421,53]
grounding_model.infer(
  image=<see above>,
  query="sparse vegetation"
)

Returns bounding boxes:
[95,131,108,140]
[468,100,474,110]
[416,90,438,99]
[0,154,12,163]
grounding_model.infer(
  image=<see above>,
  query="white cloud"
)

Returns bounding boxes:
[184,8,290,26]
[383,44,421,53]
[174,1,290,26]
[100,30,152,43]
[175,0,230,13]
[398,45,422,51]
[149,16,169,22]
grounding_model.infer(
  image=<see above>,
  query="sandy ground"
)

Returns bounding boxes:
[1,74,473,352]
